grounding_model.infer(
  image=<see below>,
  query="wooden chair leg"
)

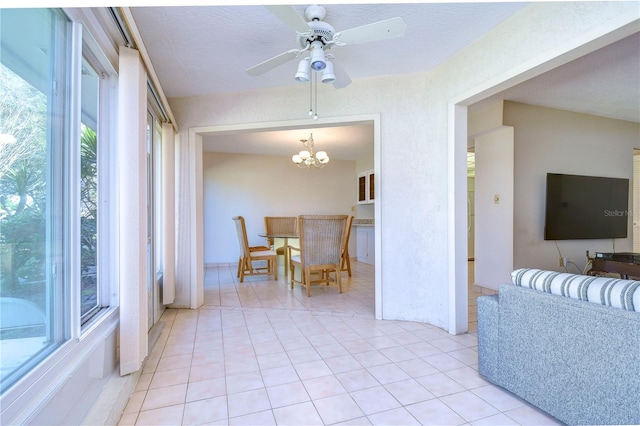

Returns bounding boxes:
[305,268,311,297]
[336,265,343,293]
[340,253,352,277]
[239,258,246,283]
[272,257,278,280]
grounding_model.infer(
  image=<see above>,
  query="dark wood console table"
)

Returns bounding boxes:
[589,254,640,280]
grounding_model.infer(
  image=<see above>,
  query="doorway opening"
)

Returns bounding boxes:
[188,114,382,317]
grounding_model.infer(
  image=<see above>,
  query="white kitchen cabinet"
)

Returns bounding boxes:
[356,226,375,264]
[357,169,374,204]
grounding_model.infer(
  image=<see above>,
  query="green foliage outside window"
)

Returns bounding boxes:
[0,63,99,333]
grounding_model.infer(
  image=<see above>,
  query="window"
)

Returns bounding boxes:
[0,8,113,394]
[80,58,100,322]
[0,8,71,394]
[146,108,165,327]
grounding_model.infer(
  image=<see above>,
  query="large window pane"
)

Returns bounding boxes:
[80,58,99,321]
[0,8,70,394]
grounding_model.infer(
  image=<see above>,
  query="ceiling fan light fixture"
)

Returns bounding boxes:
[294,58,310,82]
[309,41,326,71]
[321,60,335,84]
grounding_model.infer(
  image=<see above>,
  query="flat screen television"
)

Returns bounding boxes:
[544,173,629,240]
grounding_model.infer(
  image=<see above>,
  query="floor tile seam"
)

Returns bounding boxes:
[248,325,308,360]
[393,397,468,424]
[137,397,187,417]
[226,407,275,424]
[437,390,504,424]
[428,388,526,424]
[500,406,539,426]
[320,352,366,375]
[468,385,526,413]
[307,392,365,425]
[381,378,438,401]
[347,388,422,424]
[347,382,407,414]
[441,367,489,390]
[253,306,343,361]
[260,380,315,412]
[361,405,423,425]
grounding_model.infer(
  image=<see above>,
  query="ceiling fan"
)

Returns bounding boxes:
[246,4,407,89]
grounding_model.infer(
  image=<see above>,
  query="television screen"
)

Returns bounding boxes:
[544,173,629,240]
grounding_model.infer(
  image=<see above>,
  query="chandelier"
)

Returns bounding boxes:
[291,133,329,169]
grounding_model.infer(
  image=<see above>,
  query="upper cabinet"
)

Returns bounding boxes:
[357,169,374,204]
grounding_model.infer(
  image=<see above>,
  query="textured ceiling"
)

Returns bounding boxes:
[472,32,640,123]
[200,123,374,161]
[129,3,639,159]
[130,3,529,98]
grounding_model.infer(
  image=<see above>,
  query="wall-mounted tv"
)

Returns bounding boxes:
[544,173,629,240]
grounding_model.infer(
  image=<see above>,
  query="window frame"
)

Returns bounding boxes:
[0,7,119,408]
[78,41,115,327]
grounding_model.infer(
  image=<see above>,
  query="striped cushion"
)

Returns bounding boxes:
[511,268,640,312]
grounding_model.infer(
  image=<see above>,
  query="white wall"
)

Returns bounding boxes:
[170,2,639,329]
[203,152,356,264]
[506,101,640,272]
[173,75,442,324]
[474,127,514,289]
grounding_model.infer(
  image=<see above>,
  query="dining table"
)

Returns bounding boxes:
[258,232,299,276]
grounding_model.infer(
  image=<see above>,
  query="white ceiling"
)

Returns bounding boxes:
[198,123,374,161]
[129,3,639,160]
[471,31,640,122]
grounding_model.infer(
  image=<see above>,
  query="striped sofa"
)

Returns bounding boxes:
[477,268,640,425]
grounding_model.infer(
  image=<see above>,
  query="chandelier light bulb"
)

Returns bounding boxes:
[299,150,310,160]
[292,154,302,164]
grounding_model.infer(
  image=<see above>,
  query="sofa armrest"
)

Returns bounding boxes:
[477,293,499,382]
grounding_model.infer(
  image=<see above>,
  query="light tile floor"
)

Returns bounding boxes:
[118,261,561,425]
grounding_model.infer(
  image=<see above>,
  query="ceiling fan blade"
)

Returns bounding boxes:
[265,5,310,34]
[246,49,300,76]
[332,61,352,89]
[335,17,406,45]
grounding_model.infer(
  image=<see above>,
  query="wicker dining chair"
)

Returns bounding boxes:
[288,215,348,297]
[340,215,355,276]
[264,216,298,257]
[232,216,278,282]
